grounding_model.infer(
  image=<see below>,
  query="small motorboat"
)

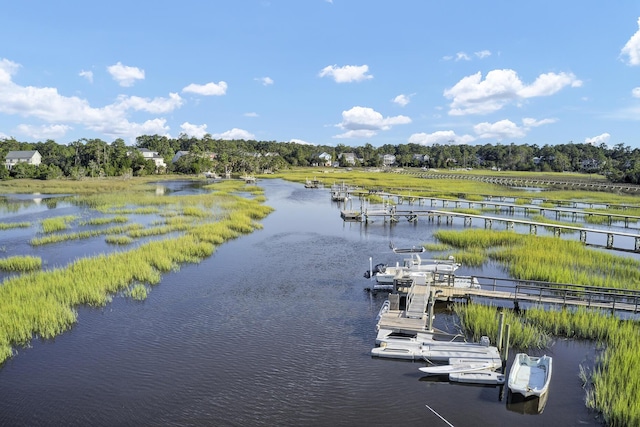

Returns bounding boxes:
[449,370,506,385]
[419,359,499,375]
[508,353,552,398]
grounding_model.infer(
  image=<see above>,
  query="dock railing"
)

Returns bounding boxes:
[434,274,640,313]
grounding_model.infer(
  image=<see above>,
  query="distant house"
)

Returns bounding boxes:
[412,153,429,165]
[171,151,217,163]
[380,154,396,167]
[138,148,166,168]
[339,152,357,166]
[4,150,42,170]
[171,151,190,163]
[317,152,332,166]
[581,159,603,171]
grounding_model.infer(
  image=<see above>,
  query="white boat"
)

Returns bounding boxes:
[371,336,501,362]
[450,370,506,385]
[375,328,466,346]
[508,353,552,398]
[373,253,460,285]
[419,359,498,375]
[389,242,425,253]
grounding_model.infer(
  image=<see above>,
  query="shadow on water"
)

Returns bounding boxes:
[0,179,605,426]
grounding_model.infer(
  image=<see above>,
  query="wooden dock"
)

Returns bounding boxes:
[375,274,640,336]
[341,205,640,252]
[432,274,640,313]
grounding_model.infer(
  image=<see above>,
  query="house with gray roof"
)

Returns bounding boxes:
[4,150,42,170]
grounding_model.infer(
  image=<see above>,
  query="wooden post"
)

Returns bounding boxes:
[497,311,505,352]
[502,324,511,363]
[427,291,434,332]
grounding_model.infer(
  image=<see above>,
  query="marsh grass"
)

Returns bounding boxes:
[433,229,640,289]
[41,215,77,233]
[105,235,134,245]
[449,249,488,267]
[0,256,42,272]
[0,222,31,230]
[80,216,129,226]
[453,303,550,349]
[450,208,482,215]
[530,214,579,233]
[423,243,452,252]
[30,224,144,246]
[126,284,148,300]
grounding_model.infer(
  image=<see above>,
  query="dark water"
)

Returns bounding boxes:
[0,180,603,426]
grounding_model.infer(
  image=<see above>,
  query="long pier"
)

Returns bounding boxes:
[343,190,640,230]
[413,172,640,193]
[341,205,640,252]
[432,274,640,313]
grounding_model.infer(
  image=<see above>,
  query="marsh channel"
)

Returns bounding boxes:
[0,179,605,426]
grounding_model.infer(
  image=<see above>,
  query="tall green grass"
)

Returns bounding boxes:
[0,222,31,230]
[41,215,77,233]
[0,256,42,272]
[434,229,640,289]
[80,216,129,226]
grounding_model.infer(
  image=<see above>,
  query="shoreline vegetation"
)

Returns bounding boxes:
[1,170,639,425]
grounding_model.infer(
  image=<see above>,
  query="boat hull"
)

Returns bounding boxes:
[507,353,552,398]
[450,370,506,385]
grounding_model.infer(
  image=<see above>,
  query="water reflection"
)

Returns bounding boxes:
[507,390,549,415]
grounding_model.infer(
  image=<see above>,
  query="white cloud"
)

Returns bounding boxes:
[180,122,208,139]
[585,133,610,146]
[115,93,183,114]
[475,50,491,59]
[0,58,179,142]
[522,117,557,128]
[212,128,255,140]
[474,119,526,140]
[632,87,640,98]
[244,112,259,117]
[107,62,145,87]
[392,94,412,107]
[408,130,475,146]
[444,69,582,115]
[255,77,274,86]
[290,138,315,145]
[318,64,373,83]
[621,17,640,66]
[334,129,377,139]
[182,81,228,96]
[79,70,93,83]
[334,106,411,138]
[0,58,20,83]
[97,118,171,141]
[15,123,71,139]
[517,72,582,98]
[455,52,471,61]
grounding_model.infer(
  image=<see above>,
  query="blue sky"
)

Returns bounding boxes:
[1,1,640,148]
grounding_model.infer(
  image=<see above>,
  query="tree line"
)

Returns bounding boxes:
[1,134,640,184]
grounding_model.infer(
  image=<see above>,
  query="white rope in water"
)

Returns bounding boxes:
[424,404,454,427]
